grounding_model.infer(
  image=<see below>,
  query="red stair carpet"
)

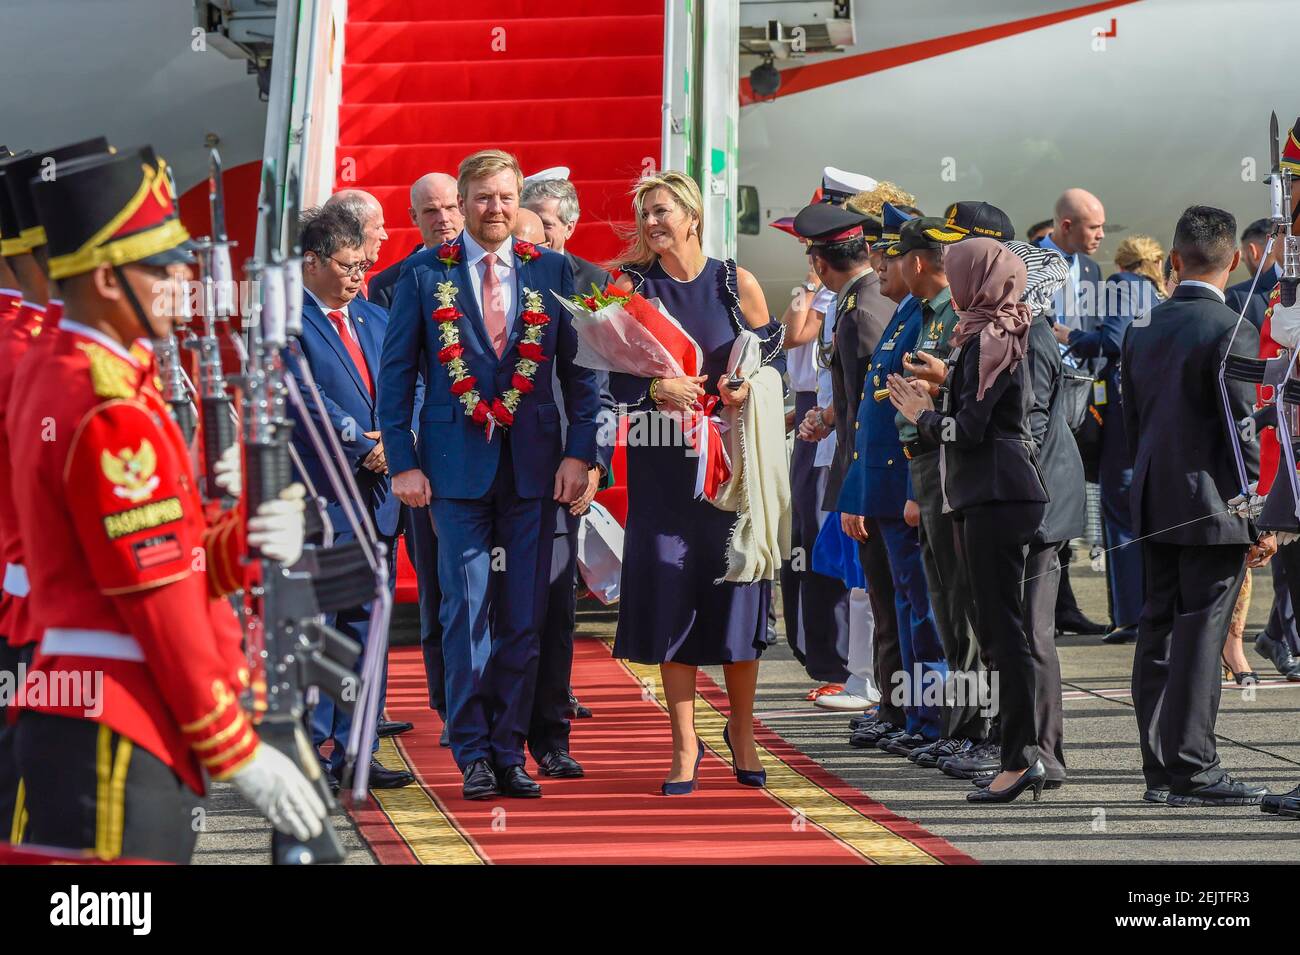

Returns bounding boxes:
[339,0,667,273]
[349,642,973,865]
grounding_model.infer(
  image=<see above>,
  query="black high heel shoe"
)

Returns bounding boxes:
[662,736,705,796]
[723,724,767,788]
[966,760,1047,803]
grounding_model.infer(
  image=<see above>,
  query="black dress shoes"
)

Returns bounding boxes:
[566,690,593,719]
[1102,624,1138,645]
[850,721,899,748]
[942,742,1002,779]
[884,733,927,756]
[1254,631,1300,680]
[1142,785,1170,804]
[912,737,963,768]
[1167,774,1268,807]
[1057,609,1108,635]
[346,758,415,790]
[537,751,585,778]
[462,759,498,800]
[439,725,451,748]
[378,719,414,738]
[1261,784,1300,816]
[498,764,543,798]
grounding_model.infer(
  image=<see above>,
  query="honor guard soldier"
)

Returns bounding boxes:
[6,146,326,861]
[0,138,112,841]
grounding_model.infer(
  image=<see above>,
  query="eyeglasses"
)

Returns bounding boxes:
[324,254,372,279]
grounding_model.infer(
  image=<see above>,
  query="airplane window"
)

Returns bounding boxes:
[738,184,760,235]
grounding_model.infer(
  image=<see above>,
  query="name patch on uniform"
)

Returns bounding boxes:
[103,497,183,540]
[131,533,183,569]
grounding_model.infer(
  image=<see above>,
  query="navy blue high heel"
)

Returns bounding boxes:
[723,724,767,788]
[661,736,705,796]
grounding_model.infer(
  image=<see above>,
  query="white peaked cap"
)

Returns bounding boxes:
[524,166,572,185]
[822,166,877,197]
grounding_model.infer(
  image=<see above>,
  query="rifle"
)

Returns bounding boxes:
[156,163,198,443]
[1221,113,1300,529]
[241,163,365,865]
[190,149,240,502]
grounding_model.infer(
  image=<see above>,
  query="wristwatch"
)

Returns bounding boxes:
[802,281,818,293]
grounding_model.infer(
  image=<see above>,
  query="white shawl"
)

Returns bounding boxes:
[710,331,791,582]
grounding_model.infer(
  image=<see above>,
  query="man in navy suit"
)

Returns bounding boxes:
[1038,188,1109,638]
[288,205,413,790]
[379,150,601,800]
[1225,218,1279,330]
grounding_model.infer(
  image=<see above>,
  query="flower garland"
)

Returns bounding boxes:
[433,276,551,440]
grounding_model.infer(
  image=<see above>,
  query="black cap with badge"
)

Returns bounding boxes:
[793,202,883,247]
[884,216,962,258]
[938,200,1015,242]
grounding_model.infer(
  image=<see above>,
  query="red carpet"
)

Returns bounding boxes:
[350,642,973,865]
[339,0,666,271]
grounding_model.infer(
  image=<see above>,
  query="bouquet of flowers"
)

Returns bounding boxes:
[554,284,729,499]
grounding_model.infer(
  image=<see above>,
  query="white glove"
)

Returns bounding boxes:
[1277,531,1300,547]
[229,743,328,842]
[1226,483,1265,520]
[212,443,242,497]
[1268,300,1300,349]
[248,483,306,565]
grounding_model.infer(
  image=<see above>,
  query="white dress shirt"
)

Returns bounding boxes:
[1177,279,1227,303]
[305,287,360,343]
[461,229,517,337]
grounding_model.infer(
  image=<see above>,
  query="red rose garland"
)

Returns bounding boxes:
[432,278,550,438]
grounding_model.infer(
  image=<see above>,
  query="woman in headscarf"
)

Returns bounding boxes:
[888,237,1050,804]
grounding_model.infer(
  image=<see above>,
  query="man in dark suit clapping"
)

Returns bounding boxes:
[1122,205,1275,807]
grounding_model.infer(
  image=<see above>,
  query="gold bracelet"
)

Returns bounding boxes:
[649,378,660,404]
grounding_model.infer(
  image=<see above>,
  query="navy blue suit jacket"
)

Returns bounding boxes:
[286,295,401,539]
[1225,264,1279,331]
[377,234,601,500]
[839,295,923,517]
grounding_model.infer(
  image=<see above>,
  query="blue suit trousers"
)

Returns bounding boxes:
[878,517,947,741]
[430,439,552,770]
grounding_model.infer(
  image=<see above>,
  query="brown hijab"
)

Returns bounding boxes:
[946,237,1033,401]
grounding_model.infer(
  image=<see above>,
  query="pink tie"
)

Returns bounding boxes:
[480,252,507,357]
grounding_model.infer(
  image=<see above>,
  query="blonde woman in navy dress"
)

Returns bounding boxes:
[608,172,780,795]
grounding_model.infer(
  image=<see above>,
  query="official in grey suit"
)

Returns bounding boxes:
[1122,206,1275,807]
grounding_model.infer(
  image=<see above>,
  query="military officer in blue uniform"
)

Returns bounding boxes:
[839,203,948,753]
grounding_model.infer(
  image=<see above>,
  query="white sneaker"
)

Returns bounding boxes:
[814,691,875,711]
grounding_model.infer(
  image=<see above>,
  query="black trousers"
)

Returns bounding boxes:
[1055,541,1083,618]
[1024,540,1067,779]
[1270,542,1300,654]
[0,642,32,842]
[16,712,201,863]
[960,501,1045,772]
[910,452,982,738]
[406,505,446,715]
[860,517,902,727]
[528,507,580,760]
[1132,541,1248,791]
[782,392,851,682]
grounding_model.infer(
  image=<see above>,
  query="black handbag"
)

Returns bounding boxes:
[1058,362,1095,434]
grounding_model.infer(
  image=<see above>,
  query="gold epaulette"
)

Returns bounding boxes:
[76,341,140,400]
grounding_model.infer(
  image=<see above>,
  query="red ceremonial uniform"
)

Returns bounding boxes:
[9,319,253,794]
[0,301,60,647]
[1257,282,1284,494]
